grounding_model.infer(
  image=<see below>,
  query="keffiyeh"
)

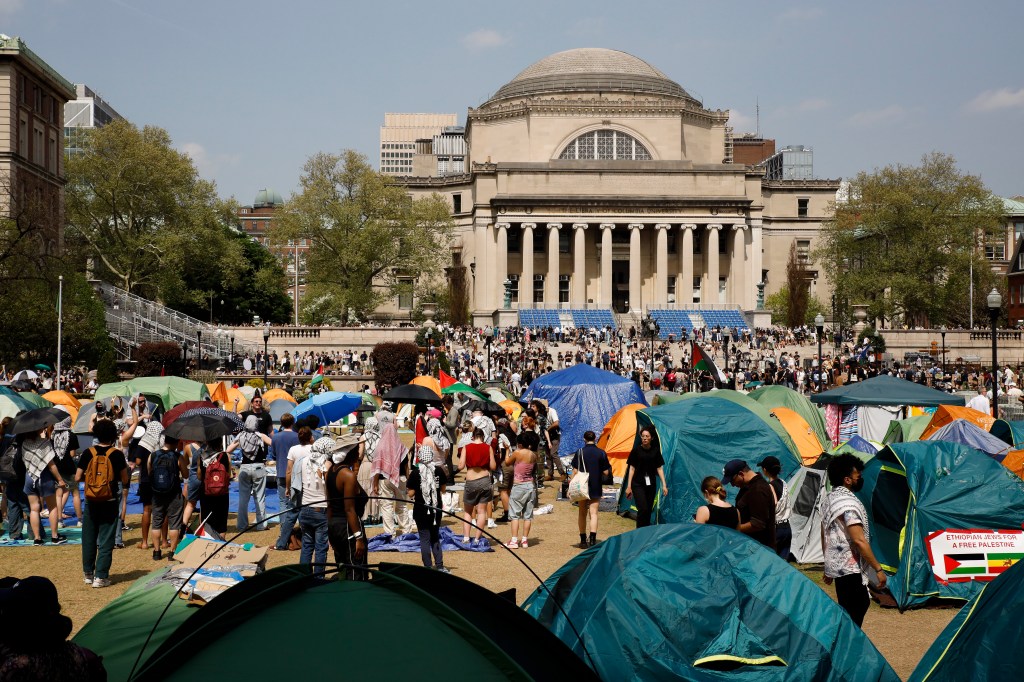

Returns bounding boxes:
[371,410,405,484]
[52,417,72,458]
[238,415,263,458]
[416,443,438,513]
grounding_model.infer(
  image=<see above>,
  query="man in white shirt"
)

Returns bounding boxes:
[967,386,991,415]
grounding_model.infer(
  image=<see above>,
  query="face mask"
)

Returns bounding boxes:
[850,478,864,493]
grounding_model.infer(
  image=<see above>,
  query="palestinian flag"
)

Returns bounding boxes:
[691,341,728,385]
[439,369,457,390]
[943,553,987,576]
[310,374,323,387]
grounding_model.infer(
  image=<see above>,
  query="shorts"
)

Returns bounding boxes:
[509,482,535,520]
[187,478,203,503]
[150,492,184,532]
[23,469,56,498]
[137,481,153,506]
[499,463,514,492]
[463,476,493,507]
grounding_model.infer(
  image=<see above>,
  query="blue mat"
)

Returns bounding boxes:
[368,526,494,553]
[124,480,281,519]
[0,525,83,546]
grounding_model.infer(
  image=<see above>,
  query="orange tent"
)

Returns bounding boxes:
[42,390,81,422]
[224,387,248,413]
[411,375,442,398]
[1002,450,1024,480]
[770,407,825,466]
[262,388,297,404]
[499,400,522,421]
[205,382,229,407]
[597,403,646,479]
[920,405,994,440]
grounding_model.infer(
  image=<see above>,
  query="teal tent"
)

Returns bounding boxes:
[0,386,35,421]
[811,374,965,407]
[619,393,801,523]
[882,415,931,444]
[990,419,1024,447]
[908,558,1024,681]
[856,441,1024,610]
[75,563,595,681]
[748,385,830,449]
[523,524,899,681]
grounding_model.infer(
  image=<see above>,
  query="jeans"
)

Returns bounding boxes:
[236,463,267,531]
[115,488,125,545]
[82,500,118,579]
[3,478,28,539]
[418,525,443,568]
[275,476,298,550]
[298,507,328,577]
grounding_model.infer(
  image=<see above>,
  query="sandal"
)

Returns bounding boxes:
[505,539,519,549]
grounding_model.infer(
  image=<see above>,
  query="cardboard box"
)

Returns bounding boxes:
[173,536,268,577]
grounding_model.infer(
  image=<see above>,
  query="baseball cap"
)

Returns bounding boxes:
[757,455,781,470]
[722,459,747,482]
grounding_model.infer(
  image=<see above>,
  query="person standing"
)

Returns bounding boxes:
[298,437,334,577]
[327,434,369,581]
[270,413,300,550]
[454,428,495,547]
[226,415,272,532]
[694,476,739,529]
[759,455,793,560]
[625,427,668,528]
[505,431,539,549]
[821,453,887,627]
[76,419,129,588]
[370,410,412,540]
[570,431,611,548]
[0,417,28,542]
[20,429,71,546]
[967,385,991,415]
[147,436,187,561]
[406,435,448,572]
[50,416,81,524]
[723,459,777,550]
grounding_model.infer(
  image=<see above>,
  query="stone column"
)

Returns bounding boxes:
[547,223,561,304]
[521,223,535,306]
[600,223,614,306]
[706,224,721,305]
[495,223,509,305]
[475,222,488,310]
[750,219,763,308]
[732,224,746,307]
[654,224,670,306]
[681,224,695,306]
[629,223,643,312]
[572,223,587,303]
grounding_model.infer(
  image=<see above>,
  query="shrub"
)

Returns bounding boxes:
[246,378,265,390]
[370,341,419,393]
[135,342,184,377]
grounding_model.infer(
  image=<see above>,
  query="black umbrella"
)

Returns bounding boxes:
[381,384,444,407]
[10,406,68,435]
[165,413,239,442]
[463,399,506,417]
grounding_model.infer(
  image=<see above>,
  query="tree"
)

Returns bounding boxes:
[370,341,419,394]
[765,286,827,327]
[817,153,1005,327]
[274,151,455,323]
[65,120,246,304]
[785,242,810,328]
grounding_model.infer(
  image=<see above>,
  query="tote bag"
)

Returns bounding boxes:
[567,449,590,503]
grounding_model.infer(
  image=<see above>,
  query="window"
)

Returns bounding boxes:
[558,129,651,160]
[559,230,570,254]
[507,226,521,253]
[508,274,519,303]
[719,277,727,304]
[1015,221,1024,243]
[452,193,462,213]
[797,239,811,263]
[693,277,702,304]
[533,275,545,303]
[668,276,676,303]
[17,111,27,158]
[33,121,44,166]
[986,242,1005,261]
[397,278,413,310]
[798,198,809,217]
[559,275,570,303]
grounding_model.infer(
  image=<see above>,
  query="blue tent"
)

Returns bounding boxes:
[520,364,646,456]
[926,420,1014,462]
[523,524,899,681]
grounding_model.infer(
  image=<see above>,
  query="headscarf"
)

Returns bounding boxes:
[416,442,438,514]
[21,435,56,481]
[238,415,263,458]
[52,416,72,458]
[426,417,451,455]
[362,413,381,462]
[370,410,405,484]
[308,436,336,480]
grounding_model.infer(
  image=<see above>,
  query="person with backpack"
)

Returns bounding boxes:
[134,420,165,551]
[76,418,129,588]
[198,445,232,536]
[20,428,72,546]
[224,415,272,532]
[148,435,187,561]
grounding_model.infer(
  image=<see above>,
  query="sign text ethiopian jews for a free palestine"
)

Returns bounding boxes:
[926,529,1024,583]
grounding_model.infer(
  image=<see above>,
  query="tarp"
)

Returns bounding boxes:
[205,382,229,406]
[749,385,830,448]
[908,557,1024,681]
[920,405,995,440]
[857,441,1024,610]
[811,375,966,407]
[770,407,825,465]
[625,394,800,522]
[596,402,646,479]
[520,364,647,457]
[882,415,931,444]
[926,420,1014,462]
[522,524,899,682]
[96,377,210,411]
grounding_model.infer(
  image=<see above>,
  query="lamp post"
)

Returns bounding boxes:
[988,289,1002,418]
[181,342,188,377]
[56,275,63,391]
[939,325,947,381]
[485,335,492,381]
[229,330,236,372]
[425,329,432,376]
[815,313,825,392]
[196,329,202,372]
[644,314,658,387]
[263,322,271,387]
[722,326,732,389]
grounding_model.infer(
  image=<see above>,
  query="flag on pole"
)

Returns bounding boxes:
[193,513,224,542]
[691,341,728,385]
[439,369,457,390]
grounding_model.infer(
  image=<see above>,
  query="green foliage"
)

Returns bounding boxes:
[765,286,828,327]
[436,350,451,374]
[275,150,455,323]
[370,341,419,393]
[817,152,1005,327]
[246,378,265,390]
[135,342,183,377]
[97,349,119,384]
[857,326,887,354]
[785,242,810,328]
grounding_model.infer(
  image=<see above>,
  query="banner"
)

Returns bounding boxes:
[926,529,1024,583]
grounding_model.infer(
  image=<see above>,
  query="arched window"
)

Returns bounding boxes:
[558,130,652,161]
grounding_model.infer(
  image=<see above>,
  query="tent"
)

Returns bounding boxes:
[410,375,442,397]
[882,415,931,444]
[223,387,248,413]
[261,388,296,405]
[0,386,36,421]
[623,393,800,522]
[41,390,80,422]
[96,377,210,411]
[810,375,965,407]
[74,563,595,682]
[856,441,1024,610]
[266,399,295,423]
[920,405,997,440]
[596,402,646,479]
[925,420,1015,462]
[18,391,51,408]
[522,524,899,681]
[673,390,802,463]
[770,407,826,465]
[831,435,879,457]
[908,558,1024,682]
[205,382,229,406]
[990,419,1024,447]
[520,364,647,456]
[749,385,830,448]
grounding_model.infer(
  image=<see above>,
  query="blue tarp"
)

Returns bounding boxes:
[926,420,1014,462]
[368,526,494,553]
[520,364,647,456]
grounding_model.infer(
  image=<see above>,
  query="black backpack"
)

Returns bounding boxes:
[150,449,180,494]
[0,440,20,479]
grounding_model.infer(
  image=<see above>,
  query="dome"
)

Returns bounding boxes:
[485,48,695,105]
[253,188,284,208]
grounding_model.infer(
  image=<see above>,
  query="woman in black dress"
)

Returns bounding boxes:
[625,427,668,528]
[694,476,740,529]
[326,438,368,580]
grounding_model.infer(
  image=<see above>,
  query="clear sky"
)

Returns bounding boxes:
[9,0,1023,204]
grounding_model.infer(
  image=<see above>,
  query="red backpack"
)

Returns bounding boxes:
[203,453,230,496]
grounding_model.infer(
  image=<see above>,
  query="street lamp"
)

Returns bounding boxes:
[644,314,659,387]
[722,326,732,389]
[425,329,432,376]
[815,313,825,391]
[229,330,236,372]
[263,322,271,387]
[988,289,1002,418]
[181,342,189,377]
[485,335,493,381]
[939,325,947,381]
[196,329,202,372]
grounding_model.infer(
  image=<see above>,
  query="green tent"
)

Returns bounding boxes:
[810,374,965,407]
[748,385,830,450]
[0,386,36,420]
[74,563,595,682]
[96,377,210,411]
[882,415,931,444]
[856,441,1024,610]
[17,391,51,408]
[674,389,802,463]
[908,558,1024,681]
[619,393,801,522]
[523,524,899,681]
[989,419,1024,447]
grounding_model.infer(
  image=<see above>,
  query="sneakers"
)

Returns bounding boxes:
[50,534,68,546]
[153,549,163,561]
[435,566,451,574]
[520,537,529,548]
[33,538,45,546]
[496,513,509,523]
[486,518,497,529]
[83,573,94,585]
[114,543,125,549]
[166,552,174,561]
[505,538,519,549]
[91,578,111,589]
[121,523,130,532]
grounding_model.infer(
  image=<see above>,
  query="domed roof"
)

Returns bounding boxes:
[486,48,695,105]
[253,188,284,208]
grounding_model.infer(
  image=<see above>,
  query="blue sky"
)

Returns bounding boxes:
[9,0,1023,203]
